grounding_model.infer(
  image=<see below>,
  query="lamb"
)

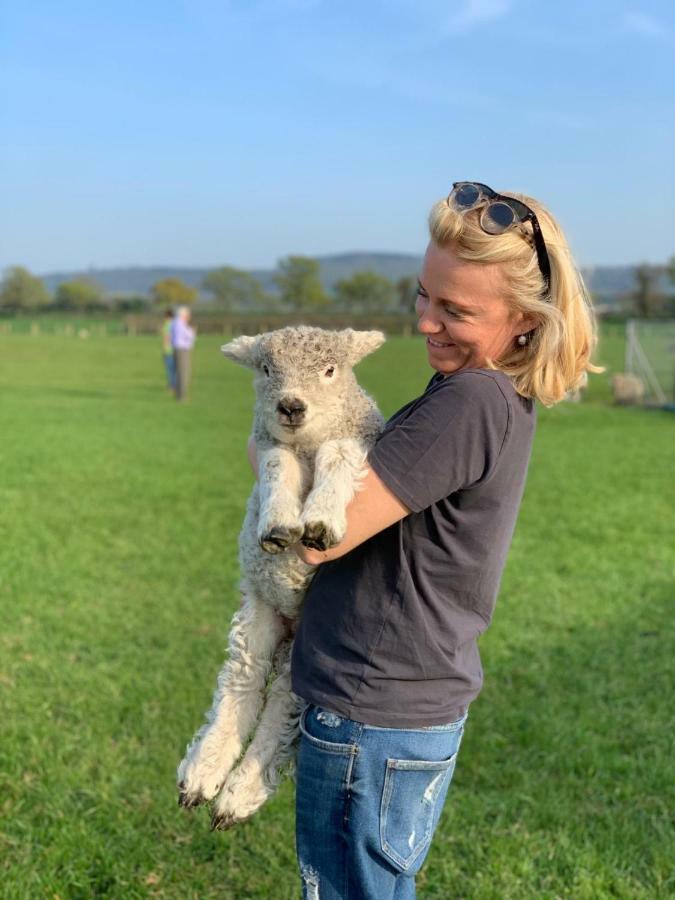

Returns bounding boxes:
[611,373,645,405]
[177,325,385,830]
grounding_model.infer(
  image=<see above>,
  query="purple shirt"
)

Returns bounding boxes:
[171,317,195,350]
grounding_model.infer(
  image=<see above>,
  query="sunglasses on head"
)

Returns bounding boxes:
[447,181,551,293]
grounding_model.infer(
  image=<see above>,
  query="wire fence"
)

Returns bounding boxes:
[0,312,420,337]
[625,319,675,405]
[0,317,126,336]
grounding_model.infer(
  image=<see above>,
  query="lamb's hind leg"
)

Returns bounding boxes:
[211,639,301,829]
[177,596,285,808]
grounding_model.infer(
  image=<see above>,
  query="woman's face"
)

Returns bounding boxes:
[415,241,529,376]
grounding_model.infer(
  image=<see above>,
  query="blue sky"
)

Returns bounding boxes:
[1,0,674,273]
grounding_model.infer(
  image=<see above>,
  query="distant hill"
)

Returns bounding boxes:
[40,253,423,300]
[39,253,668,304]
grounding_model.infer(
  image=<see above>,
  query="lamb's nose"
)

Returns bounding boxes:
[277,398,306,423]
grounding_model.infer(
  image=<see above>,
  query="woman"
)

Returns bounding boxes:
[268,183,598,899]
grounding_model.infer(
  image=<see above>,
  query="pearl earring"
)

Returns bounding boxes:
[517,334,527,346]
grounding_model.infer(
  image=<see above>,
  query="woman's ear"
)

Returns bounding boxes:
[513,312,539,336]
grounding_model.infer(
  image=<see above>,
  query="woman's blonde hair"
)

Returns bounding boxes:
[428,191,603,406]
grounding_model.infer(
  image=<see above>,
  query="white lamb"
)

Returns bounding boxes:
[177,325,385,830]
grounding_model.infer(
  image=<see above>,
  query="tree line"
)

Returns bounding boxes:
[0,257,418,316]
[1,256,675,317]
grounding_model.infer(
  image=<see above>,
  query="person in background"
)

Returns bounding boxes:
[171,305,196,402]
[161,309,176,395]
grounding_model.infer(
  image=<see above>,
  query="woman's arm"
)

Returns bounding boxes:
[295,466,410,565]
[246,437,409,565]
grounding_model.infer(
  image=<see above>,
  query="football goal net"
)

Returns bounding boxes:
[625,319,675,406]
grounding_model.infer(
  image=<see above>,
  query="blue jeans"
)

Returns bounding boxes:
[163,352,176,390]
[295,703,467,899]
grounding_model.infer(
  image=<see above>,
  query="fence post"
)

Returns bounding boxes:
[625,319,635,373]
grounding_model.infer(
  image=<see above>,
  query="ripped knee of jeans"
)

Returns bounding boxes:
[300,863,320,899]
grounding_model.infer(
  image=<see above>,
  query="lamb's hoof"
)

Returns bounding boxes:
[178,781,209,809]
[301,522,340,551]
[211,812,237,831]
[260,525,302,554]
[178,791,203,809]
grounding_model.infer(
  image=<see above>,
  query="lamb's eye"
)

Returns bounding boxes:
[324,366,335,378]
[262,364,270,376]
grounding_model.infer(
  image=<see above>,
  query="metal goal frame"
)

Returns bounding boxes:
[625,319,675,406]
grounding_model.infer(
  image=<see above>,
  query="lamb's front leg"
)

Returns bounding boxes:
[300,438,368,550]
[257,446,309,554]
[177,597,286,808]
[211,640,301,830]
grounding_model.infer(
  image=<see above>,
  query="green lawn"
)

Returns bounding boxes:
[0,329,672,899]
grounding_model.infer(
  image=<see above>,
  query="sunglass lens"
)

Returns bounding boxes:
[482,201,515,234]
[452,183,481,209]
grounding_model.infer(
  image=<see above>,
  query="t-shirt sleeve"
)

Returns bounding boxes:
[368,373,510,512]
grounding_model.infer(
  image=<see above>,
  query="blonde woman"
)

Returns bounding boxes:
[286,182,600,899]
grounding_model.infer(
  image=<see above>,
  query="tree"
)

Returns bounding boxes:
[667,256,675,316]
[150,277,198,308]
[333,271,397,314]
[633,264,665,318]
[202,266,268,312]
[274,256,329,311]
[54,279,105,311]
[395,275,417,313]
[111,294,149,313]
[0,266,50,311]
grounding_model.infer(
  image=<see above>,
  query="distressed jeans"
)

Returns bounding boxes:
[295,703,467,900]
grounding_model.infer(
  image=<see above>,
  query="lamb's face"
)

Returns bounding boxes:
[221,326,385,445]
[255,329,353,443]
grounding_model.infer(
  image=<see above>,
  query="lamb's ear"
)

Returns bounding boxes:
[221,335,261,368]
[342,329,386,365]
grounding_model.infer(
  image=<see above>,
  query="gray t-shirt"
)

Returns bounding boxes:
[291,367,536,727]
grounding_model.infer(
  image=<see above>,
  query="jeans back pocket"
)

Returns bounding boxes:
[380,753,458,872]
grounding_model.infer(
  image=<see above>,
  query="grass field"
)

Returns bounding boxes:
[0,329,673,899]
